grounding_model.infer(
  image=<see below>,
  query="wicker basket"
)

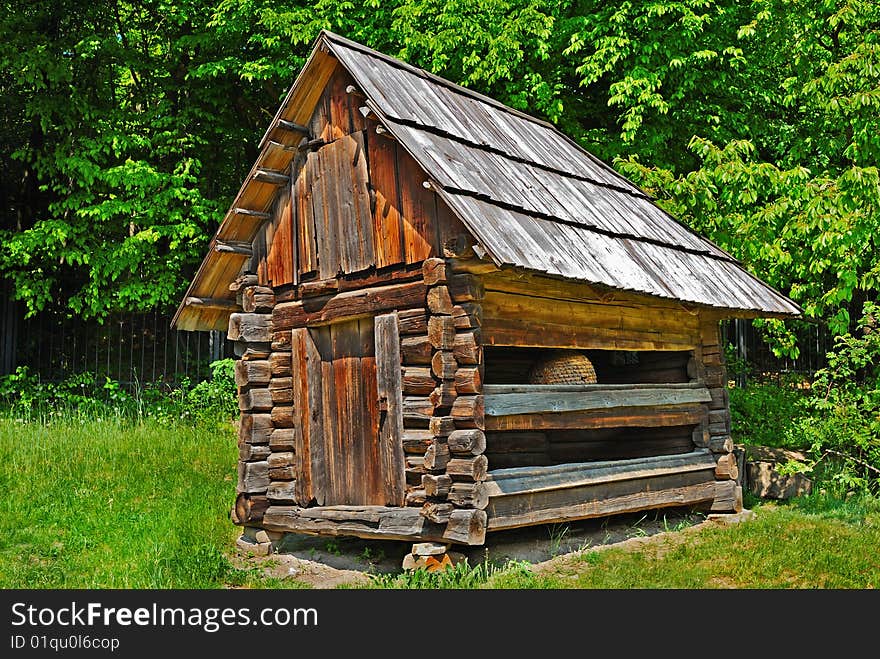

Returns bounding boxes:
[528,350,597,385]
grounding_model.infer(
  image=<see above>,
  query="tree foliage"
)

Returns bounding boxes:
[1,0,877,351]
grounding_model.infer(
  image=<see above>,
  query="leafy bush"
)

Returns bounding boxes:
[0,359,237,428]
[786,303,880,495]
[729,383,806,449]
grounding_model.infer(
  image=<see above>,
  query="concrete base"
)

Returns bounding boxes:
[236,526,283,556]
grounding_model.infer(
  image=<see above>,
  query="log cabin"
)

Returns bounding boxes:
[172,31,801,549]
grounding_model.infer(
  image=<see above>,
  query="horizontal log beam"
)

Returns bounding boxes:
[277,119,311,135]
[483,450,716,498]
[487,480,717,531]
[185,296,239,311]
[485,404,706,432]
[232,207,271,220]
[484,386,711,417]
[253,168,290,185]
[214,240,253,256]
[273,280,428,330]
[262,505,486,545]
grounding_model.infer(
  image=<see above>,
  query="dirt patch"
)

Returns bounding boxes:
[232,506,737,588]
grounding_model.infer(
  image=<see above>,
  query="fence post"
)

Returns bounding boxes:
[735,318,748,388]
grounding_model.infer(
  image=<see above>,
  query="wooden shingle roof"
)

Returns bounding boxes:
[173,31,800,331]
[323,32,800,317]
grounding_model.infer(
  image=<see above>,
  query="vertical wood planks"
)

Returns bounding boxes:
[366,125,405,268]
[295,152,318,276]
[397,147,436,263]
[291,328,324,506]
[375,312,407,506]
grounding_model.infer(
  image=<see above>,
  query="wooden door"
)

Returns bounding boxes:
[290,314,405,507]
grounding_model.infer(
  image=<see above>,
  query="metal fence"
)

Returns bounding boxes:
[1,286,231,389]
[721,318,831,386]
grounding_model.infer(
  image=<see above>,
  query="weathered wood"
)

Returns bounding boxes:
[405,488,427,506]
[214,240,253,256]
[228,313,272,343]
[443,509,487,545]
[446,482,489,509]
[485,386,711,417]
[446,455,488,482]
[708,409,730,432]
[715,452,739,480]
[262,504,487,545]
[235,342,272,361]
[375,313,407,506]
[422,473,453,497]
[709,436,734,454]
[185,296,239,312]
[398,308,428,335]
[237,461,270,493]
[424,441,451,471]
[428,316,456,349]
[290,327,323,505]
[253,168,290,185]
[708,387,729,411]
[448,274,484,302]
[269,428,296,451]
[452,331,481,365]
[487,404,705,432]
[692,425,710,449]
[400,335,432,364]
[403,367,436,395]
[269,466,296,480]
[239,444,271,462]
[238,388,273,411]
[451,395,484,429]
[421,502,454,524]
[483,318,699,351]
[709,480,743,513]
[485,431,549,454]
[427,286,454,314]
[269,376,294,390]
[235,360,271,387]
[422,258,448,286]
[429,416,456,437]
[242,286,275,313]
[447,429,486,456]
[232,493,269,525]
[273,281,428,329]
[271,331,292,352]
[238,413,273,444]
[452,303,482,330]
[403,397,434,426]
[277,118,310,135]
[268,451,295,468]
[487,479,717,530]
[431,351,458,379]
[402,429,435,454]
[430,383,457,409]
[270,387,294,404]
[454,367,482,395]
[230,273,259,292]
[484,451,716,497]
[270,405,294,428]
[267,481,298,503]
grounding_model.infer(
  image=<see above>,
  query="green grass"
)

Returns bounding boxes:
[0,416,258,588]
[3,417,878,589]
[486,495,880,589]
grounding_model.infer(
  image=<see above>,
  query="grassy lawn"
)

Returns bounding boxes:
[2,417,878,589]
